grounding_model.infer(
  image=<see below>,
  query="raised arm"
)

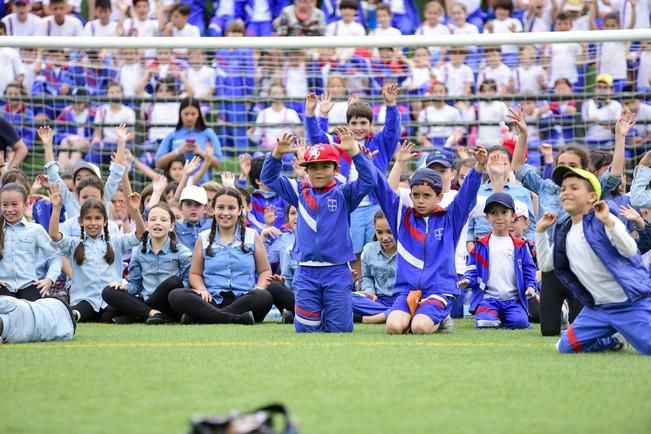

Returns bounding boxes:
[388,140,418,193]
[127,192,147,240]
[48,184,64,242]
[612,110,635,178]
[260,133,301,206]
[507,108,528,173]
[173,156,201,204]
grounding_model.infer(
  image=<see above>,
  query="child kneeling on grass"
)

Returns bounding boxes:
[0,296,75,344]
[459,193,538,329]
[373,147,488,335]
[536,166,651,355]
[261,129,376,333]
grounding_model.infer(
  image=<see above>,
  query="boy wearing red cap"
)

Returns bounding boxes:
[260,129,375,332]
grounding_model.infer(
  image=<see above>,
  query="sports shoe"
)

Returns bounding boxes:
[180,313,197,325]
[112,314,134,324]
[612,332,628,351]
[72,309,81,323]
[281,309,294,325]
[561,301,570,330]
[239,311,255,325]
[406,290,422,317]
[145,312,173,325]
[438,315,454,333]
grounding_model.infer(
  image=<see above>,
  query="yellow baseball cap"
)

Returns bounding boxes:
[595,73,613,87]
[552,166,602,199]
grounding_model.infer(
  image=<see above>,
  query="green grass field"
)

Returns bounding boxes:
[2,320,650,434]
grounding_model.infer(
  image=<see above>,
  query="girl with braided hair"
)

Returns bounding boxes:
[102,204,192,324]
[169,187,294,325]
[48,185,146,323]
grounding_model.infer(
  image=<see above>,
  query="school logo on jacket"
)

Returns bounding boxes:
[434,227,444,240]
[328,199,337,212]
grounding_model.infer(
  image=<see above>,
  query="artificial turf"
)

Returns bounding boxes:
[2,320,650,434]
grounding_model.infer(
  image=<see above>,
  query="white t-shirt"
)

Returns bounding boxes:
[456,0,481,14]
[326,19,366,36]
[215,0,236,17]
[402,66,432,91]
[250,0,272,22]
[611,0,650,29]
[418,104,462,139]
[318,101,348,126]
[544,43,582,84]
[598,42,628,80]
[2,13,42,36]
[521,1,554,33]
[172,23,200,38]
[252,106,302,148]
[439,62,474,97]
[631,103,651,139]
[415,23,450,54]
[581,99,622,142]
[40,15,84,37]
[638,51,651,90]
[186,66,216,97]
[566,219,629,305]
[118,63,144,98]
[83,19,118,37]
[476,100,509,147]
[485,235,518,300]
[284,64,308,98]
[571,15,590,31]
[122,17,159,37]
[390,0,406,15]
[0,48,26,95]
[478,63,512,93]
[368,26,402,37]
[94,104,137,143]
[449,22,479,35]
[21,60,39,95]
[143,101,180,141]
[512,65,547,93]
[490,18,523,54]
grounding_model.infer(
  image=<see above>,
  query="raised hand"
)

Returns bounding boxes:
[127,192,142,211]
[539,143,553,159]
[333,126,357,154]
[261,226,282,240]
[305,93,318,116]
[152,174,167,193]
[48,184,63,208]
[474,146,488,172]
[382,82,399,106]
[593,200,612,226]
[615,110,636,137]
[183,156,202,176]
[396,140,419,163]
[37,126,54,147]
[221,171,235,188]
[115,123,131,143]
[318,91,335,115]
[506,107,528,134]
[347,94,360,106]
[618,204,645,228]
[536,211,557,233]
[273,132,298,157]
[359,144,378,160]
[238,153,252,178]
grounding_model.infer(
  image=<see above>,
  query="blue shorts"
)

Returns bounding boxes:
[246,21,273,37]
[350,204,380,254]
[352,293,393,316]
[389,291,454,325]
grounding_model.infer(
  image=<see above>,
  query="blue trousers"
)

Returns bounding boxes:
[557,298,651,355]
[352,293,393,316]
[293,264,353,333]
[246,21,273,37]
[475,298,530,329]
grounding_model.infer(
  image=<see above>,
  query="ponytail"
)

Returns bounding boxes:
[0,214,6,261]
[169,231,178,253]
[205,216,217,257]
[140,230,150,253]
[237,214,250,253]
[74,227,86,265]
[103,225,115,265]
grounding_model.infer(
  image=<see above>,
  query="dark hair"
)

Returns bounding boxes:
[95,0,112,10]
[556,11,570,22]
[176,97,207,131]
[75,176,105,199]
[0,22,5,34]
[142,204,179,253]
[376,2,392,14]
[590,150,613,173]
[1,169,30,194]
[106,81,123,92]
[248,156,266,189]
[236,186,251,206]
[165,155,186,181]
[205,187,249,256]
[75,199,114,266]
[163,181,179,199]
[132,0,149,5]
[0,183,29,260]
[170,3,190,16]
[155,77,178,95]
[554,78,572,89]
[479,79,498,93]
[346,101,373,123]
[493,0,514,12]
[556,144,590,170]
[4,81,27,96]
[225,19,245,34]
[603,12,620,23]
[50,0,67,5]
[339,0,358,10]
[487,145,513,163]
[373,210,387,223]
[139,183,168,213]
[484,46,501,54]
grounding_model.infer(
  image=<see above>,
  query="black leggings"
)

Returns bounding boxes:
[169,288,275,324]
[71,299,116,323]
[102,276,182,321]
[539,271,583,336]
[266,282,295,313]
[0,284,42,302]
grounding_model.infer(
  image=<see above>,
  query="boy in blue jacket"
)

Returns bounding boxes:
[460,193,538,329]
[261,129,375,333]
[536,166,651,355]
[373,147,488,335]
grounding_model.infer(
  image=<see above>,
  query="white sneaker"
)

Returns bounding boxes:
[561,301,569,330]
[612,332,629,351]
[438,316,454,333]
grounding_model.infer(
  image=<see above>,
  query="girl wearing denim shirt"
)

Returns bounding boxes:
[510,109,633,337]
[0,183,62,301]
[49,189,146,323]
[102,204,192,324]
[169,187,294,325]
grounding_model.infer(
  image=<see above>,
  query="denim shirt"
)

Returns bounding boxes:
[467,182,537,240]
[0,218,62,292]
[265,230,295,266]
[175,219,212,250]
[360,241,397,297]
[55,232,139,311]
[127,238,192,301]
[280,247,298,290]
[61,216,121,238]
[44,160,125,219]
[630,165,651,208]
[199,226,257,304]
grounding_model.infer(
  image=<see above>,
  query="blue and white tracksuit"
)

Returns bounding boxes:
[352,241,397,316]
[260,151,375,332]
[464,234,537,329]
[305,105,401,254]
[248,190,287,233]
[538,211,651,355]
[373,165,483,324]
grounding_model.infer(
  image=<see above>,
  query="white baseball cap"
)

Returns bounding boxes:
[179,185,208,205]
[514,200,529,219]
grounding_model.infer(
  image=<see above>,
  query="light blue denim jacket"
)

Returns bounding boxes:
[0,218,61,292]
[55,232,139,311]
[175,218,211,250]
[127,238,192,301]
[630,165,651,209]
[44,160,125,218]
[360,241,397,297]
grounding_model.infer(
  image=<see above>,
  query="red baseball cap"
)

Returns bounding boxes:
[300,144,340,167]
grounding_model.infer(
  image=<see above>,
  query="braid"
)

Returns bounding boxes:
[169,231,178,253]
[103,225,115,265]
[73,227,86,265]
[140,231,150,253]
[0,215,5,261]
[205,217,217,257]
[238,215,250,253]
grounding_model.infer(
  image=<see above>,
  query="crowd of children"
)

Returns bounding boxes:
[0,1,650,356]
